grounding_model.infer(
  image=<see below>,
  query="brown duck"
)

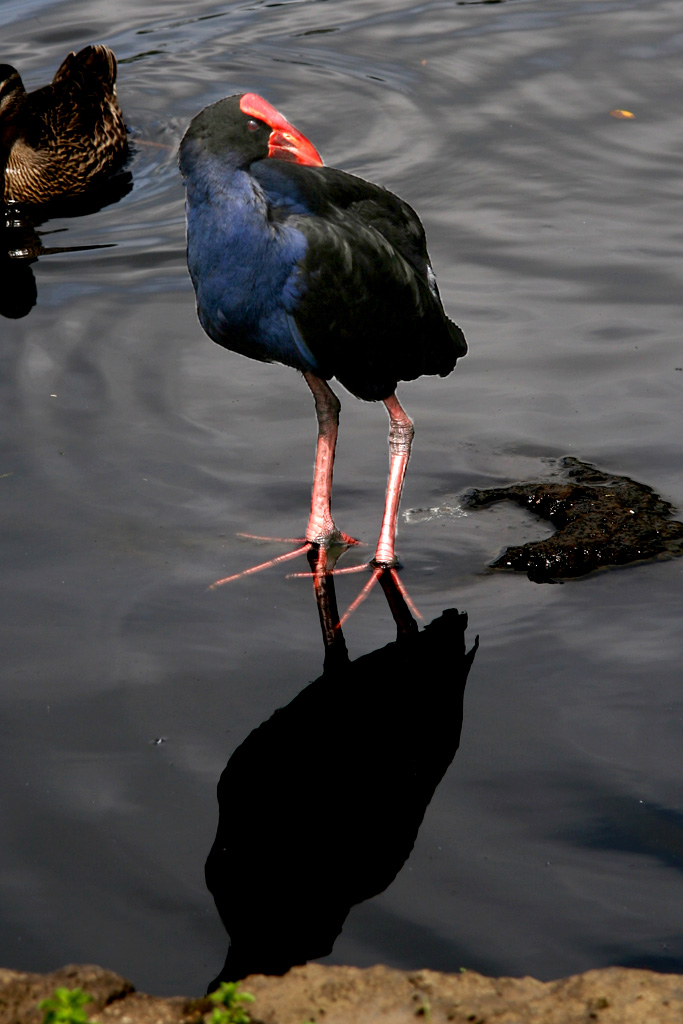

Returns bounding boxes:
[0,44,127,206]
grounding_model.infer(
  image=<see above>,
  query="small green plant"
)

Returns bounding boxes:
[39,987,92,1024]
[208,982,255,1024]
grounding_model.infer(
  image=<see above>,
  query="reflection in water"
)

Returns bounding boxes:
[0,205,38,318]
[0,169,132,319]
[205,566,478,988]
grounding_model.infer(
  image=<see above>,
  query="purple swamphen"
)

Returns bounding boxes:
[178,93,466,591]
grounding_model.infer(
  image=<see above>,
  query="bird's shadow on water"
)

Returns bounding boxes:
[0,169,132,319]
[204,564,479,990]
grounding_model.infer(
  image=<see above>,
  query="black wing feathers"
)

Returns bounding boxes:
[252,160,466,401]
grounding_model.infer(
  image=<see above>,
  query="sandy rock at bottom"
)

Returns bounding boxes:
[1,961,682,1024]
[243,963,683,1024]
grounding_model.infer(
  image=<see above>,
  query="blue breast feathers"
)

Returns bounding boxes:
[184,166,323,375]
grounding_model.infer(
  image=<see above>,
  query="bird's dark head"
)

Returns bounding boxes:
[0,66,24,108]
[0,66,26,144]
[179,92,323,177]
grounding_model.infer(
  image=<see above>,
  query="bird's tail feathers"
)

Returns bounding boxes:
[52,45,118,91]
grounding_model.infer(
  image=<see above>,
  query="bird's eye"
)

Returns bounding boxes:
[246,119,260,132]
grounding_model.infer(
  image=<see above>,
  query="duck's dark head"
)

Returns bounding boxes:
[0,66,26,146]
[178,92,323,177]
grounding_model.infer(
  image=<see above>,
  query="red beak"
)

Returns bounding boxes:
[239,93,324,167]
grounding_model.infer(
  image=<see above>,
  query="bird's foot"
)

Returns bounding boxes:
[307,529,362,571]
[286,547,398,581]
[208,541,311,589]
[289,552,422,627]
[207,530,360,590]
[337,564,422,627]
[207,530,421,631]
[284,530,361,578]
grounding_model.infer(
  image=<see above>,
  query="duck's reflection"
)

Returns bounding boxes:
[0,205,38,318]
[1,171,132,319]
[205,563,478,988]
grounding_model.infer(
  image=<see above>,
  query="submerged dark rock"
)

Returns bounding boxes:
[466,457,683,583]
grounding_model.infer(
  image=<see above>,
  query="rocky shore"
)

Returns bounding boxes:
[2,961,682,1024]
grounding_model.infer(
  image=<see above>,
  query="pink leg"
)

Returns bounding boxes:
[373,393,414,567]
[287,389,421,624]
[303,372,342,543]
[209,374,356,591]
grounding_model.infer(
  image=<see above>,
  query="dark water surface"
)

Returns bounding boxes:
[2,0,682,996]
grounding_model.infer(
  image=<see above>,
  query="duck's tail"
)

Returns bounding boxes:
[52,44,118,92]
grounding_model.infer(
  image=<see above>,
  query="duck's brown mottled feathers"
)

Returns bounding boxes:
[0,44,127,206]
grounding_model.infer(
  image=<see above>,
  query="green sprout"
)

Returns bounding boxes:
[208,981,256,1024]
[39,988,93,1024]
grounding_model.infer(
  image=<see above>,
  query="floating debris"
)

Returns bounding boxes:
[465,457,683,582]
[403,502,468,524]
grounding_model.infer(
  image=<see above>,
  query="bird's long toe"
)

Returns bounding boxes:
[337,565,422,627]
[207,527,361,590]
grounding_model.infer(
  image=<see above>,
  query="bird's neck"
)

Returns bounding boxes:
[184,156,271,263]
[191,148,253,191]
[183,155,308,359]
[0,92,26,148]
